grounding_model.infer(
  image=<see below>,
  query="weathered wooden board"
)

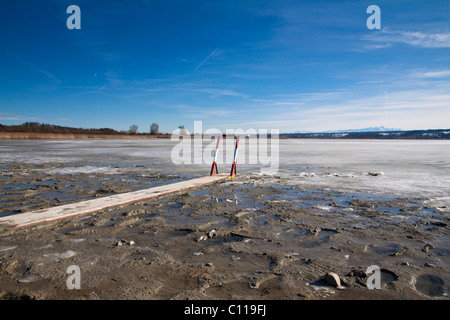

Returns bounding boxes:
[0,174,229,229]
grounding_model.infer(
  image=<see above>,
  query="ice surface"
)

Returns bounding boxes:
[1,139,449,204]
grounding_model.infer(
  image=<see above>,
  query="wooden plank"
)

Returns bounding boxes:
[0,174,229,229]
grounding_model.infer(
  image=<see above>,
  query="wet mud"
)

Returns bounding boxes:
[1,166,449,300]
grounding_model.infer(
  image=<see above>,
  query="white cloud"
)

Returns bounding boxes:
[235,88,450,132]
[0,113,40,121]
[417,70,450,78]
[364,28,450,48]
[192,88,249,99]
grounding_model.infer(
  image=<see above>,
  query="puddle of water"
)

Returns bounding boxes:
[143,212,160,219]
[205,197,231,204]
[248,215,281,226]
[35,191,81,202]
[57,227,85,235]
[415,274,447,297]
[162,213,230,228]
[152,230,191,243]
[4,183,37,190]
[206,235,245,246]
[386,215,422,223]
[373,206,403,215]
[418,208,440,216]
[190,189,210,196]
[297,230,338,248]
[380,269,399,284]
[279,228,308,239]
[370,243,403,255]
[152,202,232,228]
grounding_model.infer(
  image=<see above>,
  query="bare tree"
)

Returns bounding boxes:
[128,124,138,135]
[150,123,159,135]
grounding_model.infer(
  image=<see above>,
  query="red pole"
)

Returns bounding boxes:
[229,136,240,178]
[210,136,221,175]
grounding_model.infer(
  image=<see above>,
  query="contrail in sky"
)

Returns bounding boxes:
[97,84,107,93]
[194,47,220,71]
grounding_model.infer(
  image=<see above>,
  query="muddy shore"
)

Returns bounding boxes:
[0,165,449,300]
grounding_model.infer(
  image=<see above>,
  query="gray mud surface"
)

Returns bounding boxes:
[1,169,449,300]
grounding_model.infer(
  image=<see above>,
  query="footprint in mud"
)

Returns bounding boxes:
[413,274,447,298]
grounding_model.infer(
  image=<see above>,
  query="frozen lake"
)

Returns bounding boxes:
[1,138,449,207]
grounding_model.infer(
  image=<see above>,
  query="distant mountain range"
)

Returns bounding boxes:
[283,128,450,139]
[294,126,403,134]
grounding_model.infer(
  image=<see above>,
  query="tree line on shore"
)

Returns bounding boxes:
[0,122,169,136]
[1,122,448,139]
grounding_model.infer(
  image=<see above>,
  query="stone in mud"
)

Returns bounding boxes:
[365,171,384,176]
[347,269,367,278]
[422,243,433,253]
[308,227,321,236]
[123,209,146,217]
[324,272,345,289]
[208,229,217,238]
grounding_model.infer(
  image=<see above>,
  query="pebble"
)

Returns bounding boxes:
[18,274,40,283]
[197,235,207,242]
[115,240,135,246]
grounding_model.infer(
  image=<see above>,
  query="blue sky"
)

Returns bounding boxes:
[1,0,449,133]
